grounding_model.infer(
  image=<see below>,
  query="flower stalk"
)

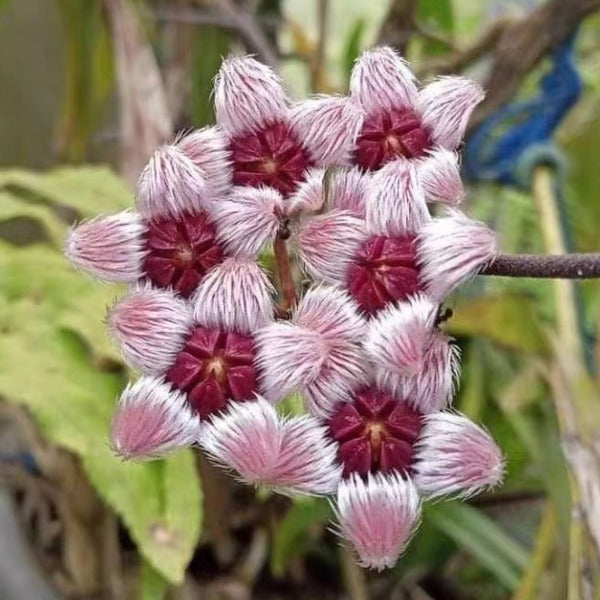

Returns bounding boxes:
[273,227,297,317]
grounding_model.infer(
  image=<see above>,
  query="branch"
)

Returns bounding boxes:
[273,230,297,316]
[481,253,600,279]
[470,0,600,129]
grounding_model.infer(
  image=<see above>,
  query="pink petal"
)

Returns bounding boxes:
[200,397,342,495]
[214,55,288,136]
[350,46,418,114]
[416,76,484,149]
[135,143,210,220]
[365,294,438,376]
[192,257,274,334]
[107,286,193,374]
[256,322,328,403]
[413,413,504,498]
[365,159,431,237]
[417,149,464,205]
[334,472,421,571]
[212,186,284,257]
[417,209,498,301]
[65,211,145,283]
[288,167,369,216]
[176,126,233,200]
[257,286,367,417]
[110,377,199,460]
[366,296,458,413]
[298,211,367,283]
[289,96,364,166]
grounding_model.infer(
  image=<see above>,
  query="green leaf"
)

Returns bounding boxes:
[0,286,201,583]
[0,166,132,218]
[427,502,529,590]
[448,293,548,354]
[190,27,230,126]
[139,561,169,600]
[270,497,332,577]
[0,164,201,583]
[417,0,454,56]
[341,19,365,88]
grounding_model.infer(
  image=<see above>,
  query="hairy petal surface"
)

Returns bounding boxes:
[212,186,284,257]
[290,96,364,166]
[200,398,342,494]
[334,472,421,571]
[350,46,418,114]
[256,287,366,416]
[107,286,193,374]
[365,159,430,237]
[65,211,145,283]
[111,377,199,460]
[193,257,274,334]
[417,210,498,301]
[214,55,288,136]
[365,295,438,376]
[416,76,484,149]
[298,211,367,283]
[176,126,232,201]
[413,412,504,498]
[289,167,369,216]
[417,149,464,205]
[136,143,209,220]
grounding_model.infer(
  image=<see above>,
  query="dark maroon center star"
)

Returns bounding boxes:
[329,388,423,478]
[353,106,432,170]
[346,235,422,313]
[229,119,314,196]
[142,212,224,298]
[166,326,257,419]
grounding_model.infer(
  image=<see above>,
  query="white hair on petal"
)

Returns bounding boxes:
[333,472,421,571]
[256,286,368,417]
[416,148,464,205]
[364,294,438,376]
[289,96,365,166]
[417,209,498,301]
[212,186,284,257]
[297,210,368,283]
[214,54,288,136]
[200,397,342,495]
[413,412,504,499]
[192,257,274,334]
[135,143,210,220]
[365,159,431,237]
[176,126,232,201]
[107,285,193,375]
[416,76,485,150]
[288,166,369,217]
[64,210,146,283]
[111,376,199,461]
[350,46,418,114]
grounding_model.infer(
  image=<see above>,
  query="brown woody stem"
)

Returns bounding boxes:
[273,231,297,316]
[481,253,600,279]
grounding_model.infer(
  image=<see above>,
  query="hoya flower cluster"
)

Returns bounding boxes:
[66,47,503,570]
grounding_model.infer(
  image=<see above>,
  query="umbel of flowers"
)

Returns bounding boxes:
[65,47,503,570]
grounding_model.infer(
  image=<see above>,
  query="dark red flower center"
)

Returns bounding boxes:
[166,326,257,419]
[329,388,423,478]
[346,235,421,313]
[229,119,313,196]
[142,212,224,298]
[353,106,431,170]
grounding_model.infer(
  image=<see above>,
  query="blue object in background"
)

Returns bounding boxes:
[463,32,581,186]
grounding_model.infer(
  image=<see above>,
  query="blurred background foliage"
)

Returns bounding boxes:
[0,0,600,599]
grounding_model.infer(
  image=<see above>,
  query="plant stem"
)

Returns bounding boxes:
[481,253,600,279]
[273,234,297,316]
